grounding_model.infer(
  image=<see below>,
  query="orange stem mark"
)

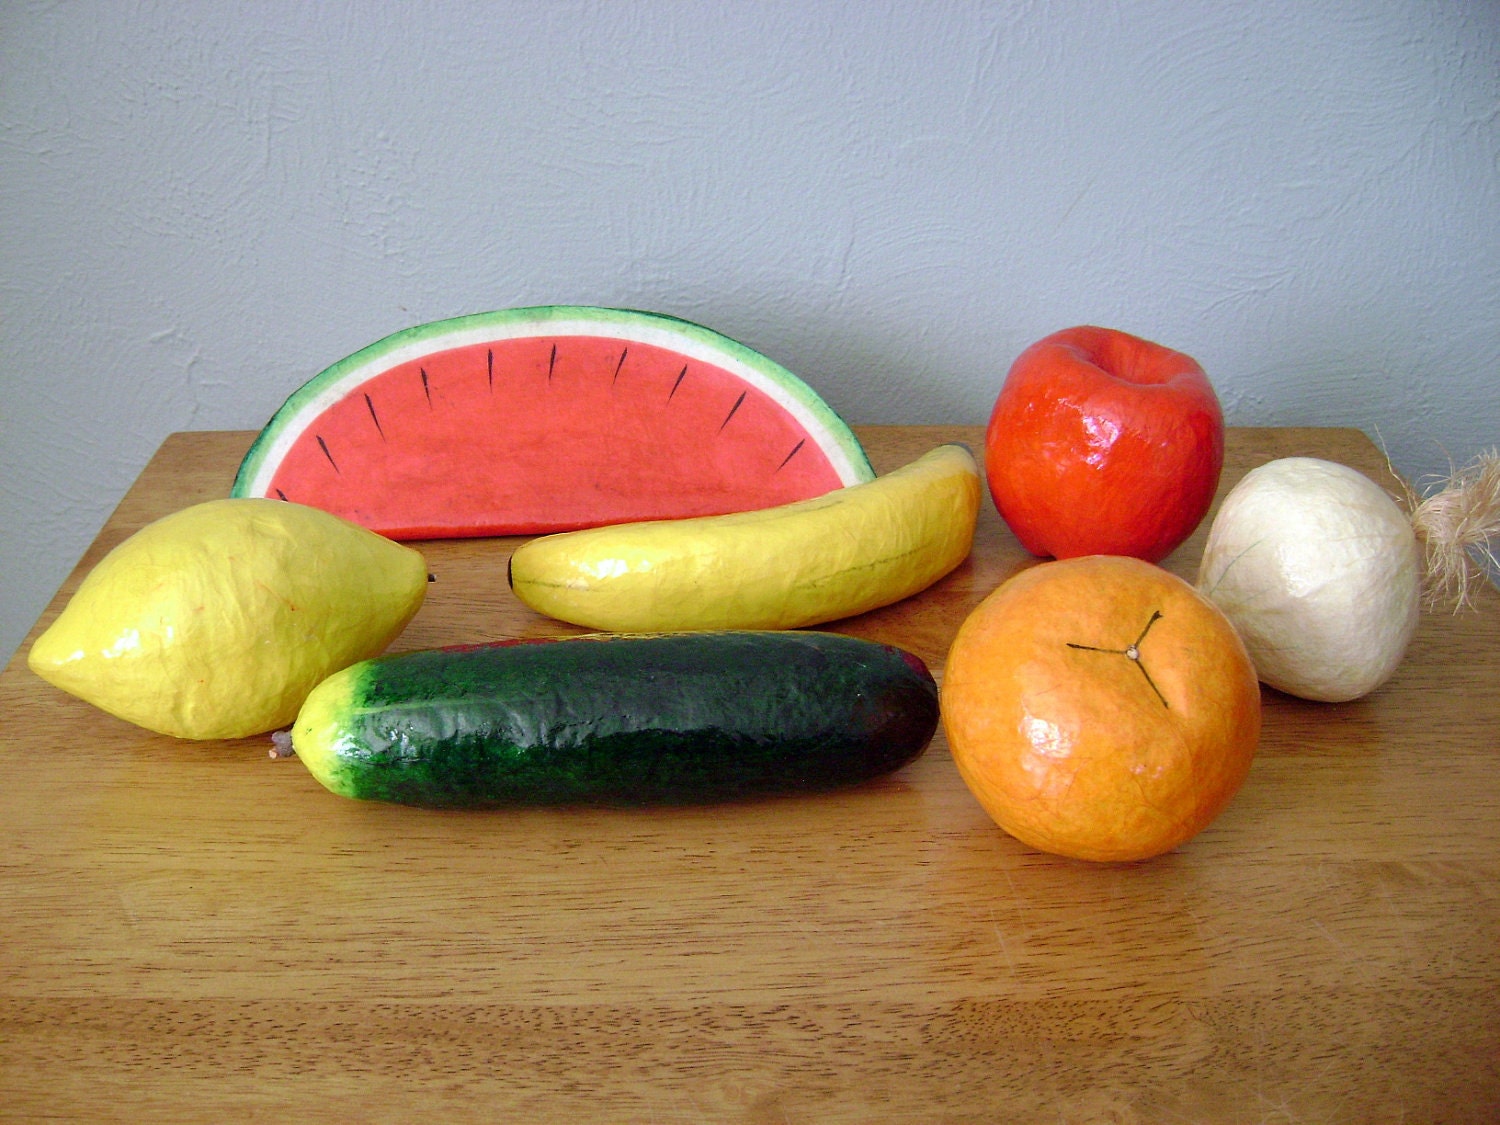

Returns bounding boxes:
[1067,609,1169,708]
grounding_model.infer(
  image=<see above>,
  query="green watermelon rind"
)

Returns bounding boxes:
[231,306,875,500]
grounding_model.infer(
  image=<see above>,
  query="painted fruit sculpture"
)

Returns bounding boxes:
[942,555,1261,862]
[508,443,981,632]
[1198,450,1500,702]
[985,326,1225,563]
[288,631,939,808]
[232,306,874,538]
[1197,457,1423,702]
[27,499,428,740]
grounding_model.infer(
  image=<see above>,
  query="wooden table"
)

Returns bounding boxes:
[3,426,1497,1123]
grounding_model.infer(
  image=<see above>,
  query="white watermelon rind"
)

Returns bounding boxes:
[231,306,875,500]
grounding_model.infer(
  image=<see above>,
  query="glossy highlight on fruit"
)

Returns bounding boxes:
[985,326,1225,563]
[27,498,428,739]
[942,555,1261,862]
[508,443,981,632]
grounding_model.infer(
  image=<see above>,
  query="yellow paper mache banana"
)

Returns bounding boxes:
[508,443,981,631]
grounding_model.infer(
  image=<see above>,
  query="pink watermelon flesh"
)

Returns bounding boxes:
[262,335,851,538]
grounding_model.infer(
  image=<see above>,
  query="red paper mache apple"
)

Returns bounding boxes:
[984,326,1225,563]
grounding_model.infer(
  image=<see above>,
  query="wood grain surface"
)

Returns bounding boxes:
[2,426,1497,1123]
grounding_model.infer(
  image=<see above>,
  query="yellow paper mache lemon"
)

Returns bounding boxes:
[28,498,428,739]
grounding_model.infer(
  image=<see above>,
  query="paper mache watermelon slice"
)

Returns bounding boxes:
[231,306,874,539]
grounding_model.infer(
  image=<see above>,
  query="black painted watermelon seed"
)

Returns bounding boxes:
[776,439,805,472]
[316,435,339,473]
[719,391,747,432]
[364,393,385,440]
[668,365,688,401]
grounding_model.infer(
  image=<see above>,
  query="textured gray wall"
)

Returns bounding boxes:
[3,0,1497,659]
